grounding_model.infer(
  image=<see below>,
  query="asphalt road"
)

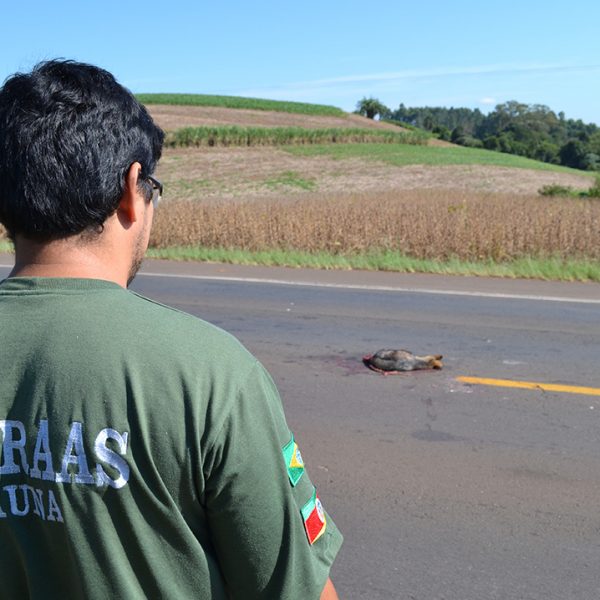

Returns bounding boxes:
[2,258,600,599]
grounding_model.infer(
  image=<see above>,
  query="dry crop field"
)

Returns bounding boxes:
[151,191,600,262]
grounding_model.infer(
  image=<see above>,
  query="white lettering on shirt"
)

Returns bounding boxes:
[0,418,130,523]
[5,484,30,516]
[95,428,130,489]
[0,420,30,475]
[30,419,55,481]
[0,485,63,523]
[46,490,64,523]
[28,485,46,519]
[55,422,95,485]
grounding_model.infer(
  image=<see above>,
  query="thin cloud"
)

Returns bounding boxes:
[291,62,600,87]
[236,62,600,99]
[480,97,497,105]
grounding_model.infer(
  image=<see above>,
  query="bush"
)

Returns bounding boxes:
[433,125,452,141]
[538,184,575,197]
[483,136,500,151]
[539,174,600,198]
[585,174,600,198]
[462,136,484,148]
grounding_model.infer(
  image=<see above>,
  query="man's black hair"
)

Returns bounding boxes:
[0,59,164,240]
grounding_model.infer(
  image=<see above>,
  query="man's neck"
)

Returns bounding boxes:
[10,236,128,288]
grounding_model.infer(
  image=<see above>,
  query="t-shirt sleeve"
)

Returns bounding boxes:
[202,362,343,600]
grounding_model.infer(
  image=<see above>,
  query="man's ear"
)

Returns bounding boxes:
[117,162,145,225]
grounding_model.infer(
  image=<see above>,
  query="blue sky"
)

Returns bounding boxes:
[2,0,599,123]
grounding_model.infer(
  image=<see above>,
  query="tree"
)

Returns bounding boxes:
[422,114,435,130]
[532,141,560,164]
[355,97,389,120]
[450,126,466,145]
[583,153,600,170]
[432,125,451,141]
[559,140,587,169]
[383,97,599,171]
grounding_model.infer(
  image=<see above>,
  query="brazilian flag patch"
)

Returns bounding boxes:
[301,489,327,545]
[282,434,305,486]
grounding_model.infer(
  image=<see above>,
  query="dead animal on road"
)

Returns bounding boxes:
[363,349,443,375]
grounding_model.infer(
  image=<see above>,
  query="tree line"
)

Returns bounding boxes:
[355,97,600,171]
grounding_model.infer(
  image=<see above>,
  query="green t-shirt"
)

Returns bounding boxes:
[0,277,342,599]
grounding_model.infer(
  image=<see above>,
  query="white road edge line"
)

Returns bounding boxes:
[1,264,598,304]
[136,271,600,304]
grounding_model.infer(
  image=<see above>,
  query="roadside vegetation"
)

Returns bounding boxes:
[165,126,426,148]
[144,190,600,282]
[137,93,344,117]
[146,246,600,282]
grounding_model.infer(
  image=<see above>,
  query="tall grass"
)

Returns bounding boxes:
[164,126,427,148]
[150,190,600,263]
[136,94,344,116]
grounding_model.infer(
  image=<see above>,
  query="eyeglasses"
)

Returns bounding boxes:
[146,175,163,209]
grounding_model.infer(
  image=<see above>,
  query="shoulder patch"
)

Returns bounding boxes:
[301,489,327,545]
[282,434,305,486]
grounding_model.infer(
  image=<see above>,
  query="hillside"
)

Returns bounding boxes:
[145,101,591,200]
[154,146,591,202]
[146,104,407,132]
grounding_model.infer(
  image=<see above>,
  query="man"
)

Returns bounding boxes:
[0,60,342,599]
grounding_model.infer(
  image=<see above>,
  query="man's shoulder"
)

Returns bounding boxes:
[123,289,255,367]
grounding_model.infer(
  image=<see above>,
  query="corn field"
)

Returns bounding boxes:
[164,126,427,148]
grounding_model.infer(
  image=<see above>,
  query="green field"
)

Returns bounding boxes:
[136,93,344,116]
[165,126,427,147]
[286,143,591,175]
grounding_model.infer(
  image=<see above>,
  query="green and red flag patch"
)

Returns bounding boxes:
[282,434,305,486]
[301,489,327,545]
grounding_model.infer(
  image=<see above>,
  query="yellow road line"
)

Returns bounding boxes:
[456,376,600,397]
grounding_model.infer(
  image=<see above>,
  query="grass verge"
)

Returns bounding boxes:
[136,94,344,116]
[145,247,600,283]
[286,143,589,175]
[165,126,427,148]
[2,238,597,282]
